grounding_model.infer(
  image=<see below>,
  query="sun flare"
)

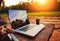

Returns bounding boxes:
[38,0,47,4]
[34,0,47,4]
[29,0,57,11]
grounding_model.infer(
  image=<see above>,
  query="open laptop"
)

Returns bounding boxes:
[8,10,45,37]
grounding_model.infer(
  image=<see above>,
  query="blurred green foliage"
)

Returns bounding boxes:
[0,2,60,14]
[0,2,60,17]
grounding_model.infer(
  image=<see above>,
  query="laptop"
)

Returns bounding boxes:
[8,10,45,37]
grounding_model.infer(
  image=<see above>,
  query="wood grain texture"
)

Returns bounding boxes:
[14,24,54,41]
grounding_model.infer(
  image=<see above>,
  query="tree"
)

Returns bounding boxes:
[0,0,5,8]
[0,0,3,6]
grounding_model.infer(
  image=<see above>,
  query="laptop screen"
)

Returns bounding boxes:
[9,10,30,29]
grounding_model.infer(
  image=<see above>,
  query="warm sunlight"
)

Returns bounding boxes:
[4,0,58,11]
[28,0,57,12]
[36,0,47,4]
[4,0,28,7]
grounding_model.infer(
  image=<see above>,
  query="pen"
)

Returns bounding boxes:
[8,33,19,41]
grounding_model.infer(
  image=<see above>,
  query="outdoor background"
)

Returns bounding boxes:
[0,0,60,41]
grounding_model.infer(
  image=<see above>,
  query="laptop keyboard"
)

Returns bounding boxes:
[19,24,36,32]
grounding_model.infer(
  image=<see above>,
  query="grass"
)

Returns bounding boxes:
[28,12,60,16]
[0,12,60,18]
[0,13,8,18]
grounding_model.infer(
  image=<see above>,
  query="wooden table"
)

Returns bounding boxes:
[14,24,54,41]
